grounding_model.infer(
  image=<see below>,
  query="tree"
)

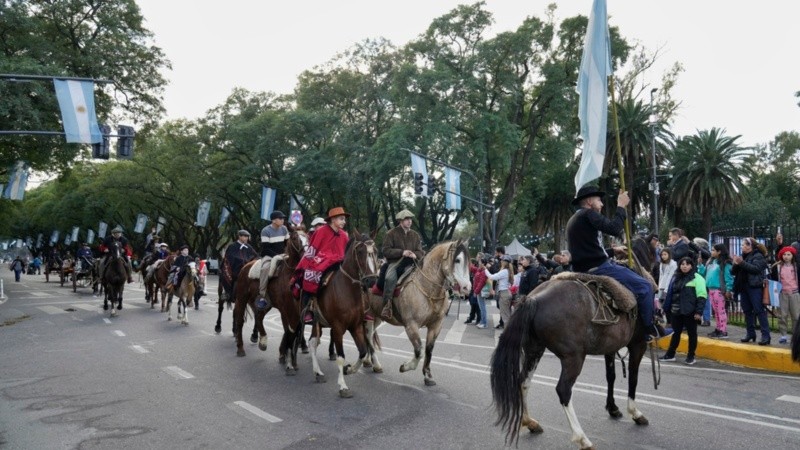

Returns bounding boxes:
[667,128,751,235]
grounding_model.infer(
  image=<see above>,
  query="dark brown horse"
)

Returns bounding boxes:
[232,229,308,369]
[149,254,175,311]
[306,232,379,398]
[101,242,127,318]
[491,239,656,450]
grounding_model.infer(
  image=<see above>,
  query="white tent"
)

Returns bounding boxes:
[505,238,532,258]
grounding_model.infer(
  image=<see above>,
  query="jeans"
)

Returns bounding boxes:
[14,269,22,282]
[477,294,488,326]
[703,296,712,323]
[739,287,770,339]
[590,260,655,328]
[666,314,699,358]
[467,292,481,322]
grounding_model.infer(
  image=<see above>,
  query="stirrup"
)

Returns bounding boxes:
[381,302,393,320]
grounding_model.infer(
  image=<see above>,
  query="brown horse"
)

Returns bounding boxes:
[306,232,379,398]
[101,242,127,318]
[152,255,175,312]
[232,229,308,370]
[364,240,472,386]
[166,261,198,325]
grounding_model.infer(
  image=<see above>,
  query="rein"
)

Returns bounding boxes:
[340,240,379,289]
[410,243,460,302]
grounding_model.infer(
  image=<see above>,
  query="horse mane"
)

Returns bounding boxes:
[630,237,654,269]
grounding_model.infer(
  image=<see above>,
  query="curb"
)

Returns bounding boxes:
[657,334,800,375]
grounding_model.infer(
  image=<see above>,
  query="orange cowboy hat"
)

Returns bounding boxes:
[325,206,351,221]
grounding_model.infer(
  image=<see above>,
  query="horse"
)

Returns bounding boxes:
[304,232,379,398]
[135,253,157,301]
[231,229,309,370]
[792,318,800,363]
[101,242,127,317]
[151,255,175,312]
[364,240,472,386]
[166,261,198,325]
[491,237,657,450]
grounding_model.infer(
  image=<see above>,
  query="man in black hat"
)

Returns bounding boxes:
[256,210,289,310]
[567,186,659,341]
[221,230,259,299]
[167,244,192,290]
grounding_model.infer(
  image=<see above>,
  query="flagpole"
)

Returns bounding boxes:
[608,78,634,268]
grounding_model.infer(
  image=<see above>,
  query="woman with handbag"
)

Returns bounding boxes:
[731,238,771,345]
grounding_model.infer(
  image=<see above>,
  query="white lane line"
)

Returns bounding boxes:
[113,330,125,337]
[443,313,467,343]
[163,366,194,379]
[72,303,97,311]
[778,395,800,404]
[103,318,112,324]
[29,291,54,297]
[199,330,215,336]
[130,345,149,354]
[36,305,67,315]
[232,401,283,423]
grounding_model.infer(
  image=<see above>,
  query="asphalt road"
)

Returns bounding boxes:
[1,270,799,449]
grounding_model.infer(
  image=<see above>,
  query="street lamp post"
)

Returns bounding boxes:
[648,88,659,237]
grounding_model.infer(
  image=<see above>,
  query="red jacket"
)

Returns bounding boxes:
[297,224,349,294]
[472,266,488,295]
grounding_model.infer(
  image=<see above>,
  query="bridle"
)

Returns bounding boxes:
[341,239,379,290]
[412,242,465,299]
[285,231,309,269]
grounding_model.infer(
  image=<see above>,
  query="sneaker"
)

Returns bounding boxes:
[707,329,721,338]
[658,354,675,362]
[718,331,728,339]
[779,336,788,344]
[700,320,710,327]
[476,323,487,329]
[684,357,695,365]
[464,319,474,324]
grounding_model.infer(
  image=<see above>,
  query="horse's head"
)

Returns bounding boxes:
[286,229,309,266]
[446,240,472,296]
[344,233,379,282]
[186,261,199,284]
[108,241,124,260]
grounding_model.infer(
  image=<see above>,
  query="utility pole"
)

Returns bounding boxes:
[649,88,659,237]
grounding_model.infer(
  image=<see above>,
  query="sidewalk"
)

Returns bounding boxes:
[656,321,799,374]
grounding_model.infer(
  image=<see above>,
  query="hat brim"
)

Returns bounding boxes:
[326,213,351,221]
[571,190,606,206]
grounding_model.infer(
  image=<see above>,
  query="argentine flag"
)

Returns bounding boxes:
[53,79,102,144]
[2,161,28,200]
[261,187,276,220]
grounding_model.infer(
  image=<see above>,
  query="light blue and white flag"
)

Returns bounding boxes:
[50,230,60,244]
[574,0,612,192]
[445,167,462,210]
[3,161,29,200]
[766,279,782,307]
[64,233,71,245]
[134,213,148,233]
[86,229,95,245]
[98,221,108,239]
[53,79,102,144]
[219,207,231,228]
[71,226,79,243]
[156,216,166,234]
[410,153,429,198]
[36,233,43,248]
[290,194,304,212]
[16,239,23,248]
[261,187,277,221]
[196,201,211,227]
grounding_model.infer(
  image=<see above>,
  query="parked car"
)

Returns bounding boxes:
[207,258,219,274]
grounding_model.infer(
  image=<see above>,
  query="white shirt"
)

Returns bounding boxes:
[486,268,511,291]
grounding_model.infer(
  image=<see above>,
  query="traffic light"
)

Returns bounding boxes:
[427,177,435,196]
[414,172,424,195]
[117,125,135,159]
[92,124,111,159]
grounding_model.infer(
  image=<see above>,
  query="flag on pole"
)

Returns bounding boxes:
[574,0,613,192]
[36,233,43,248]
[767,279,782,307]
[50,230,59,244]
[53,79,102,144]
[196,201,211,227]
[156,216,166,234]
[134,213,148,233]
[410,153,429,198]
[445,167,462,210]
[261,187,276,220]
[71,226,79,243]
[290,194,304,212]
[219,207,231,228]
[98,222,108,239]
[2,161,29,200]
[87,229,95,245]
[64,233,71,245]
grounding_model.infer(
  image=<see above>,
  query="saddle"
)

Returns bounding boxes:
[247,254,287,280]
[370,264,415,298]
[551,272,636,325]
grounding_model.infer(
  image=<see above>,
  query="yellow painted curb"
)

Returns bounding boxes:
[656,335,800,375]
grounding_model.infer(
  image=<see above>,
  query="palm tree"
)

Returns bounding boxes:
[667,128,751,235]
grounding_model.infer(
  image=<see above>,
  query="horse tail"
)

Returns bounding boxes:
[792,318,800,362]
[490,297,541,444]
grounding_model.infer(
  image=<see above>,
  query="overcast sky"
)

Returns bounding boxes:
[135,0,800,147]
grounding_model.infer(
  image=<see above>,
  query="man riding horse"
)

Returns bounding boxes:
[222,229,259,299]
[379,209,425,320]
[566,186,661,341]
[99,226,134,283]
[166,245,192,291]
[256,210,290,311]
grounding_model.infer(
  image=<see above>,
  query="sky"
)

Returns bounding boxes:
[135,0,800,148]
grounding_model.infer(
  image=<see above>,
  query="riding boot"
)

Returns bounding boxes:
[301,292,313,324]
[256,292,270,311]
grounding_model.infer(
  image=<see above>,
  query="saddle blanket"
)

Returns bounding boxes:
[248,254,286,280]
[370,285,401,297]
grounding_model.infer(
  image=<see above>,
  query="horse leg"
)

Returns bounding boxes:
[309,324,325,382]
[626,341,649,425]
[399,323,423,373]
[364,320,383,373]
[232,296,247,357]
[166,292,173,321]
[557,356,593,450]
[604,353,622,419]
[333,328,355,398]
[420,321,444,386]
[215,296,224,334]
[182,298,189,325]
[255,307,268,351]
[520,377,544,433]
[343,324,368,376]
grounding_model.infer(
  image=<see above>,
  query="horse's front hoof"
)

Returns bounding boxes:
[150,304,155,309]
[328,354,336,361]
[167,317,172,321]
[363,360,373,368]
[633,415,649,426]
[160,307,165,313]
[236,349,246,357]
[399,365,407,373]
[373,366,384,374]
[606,406,623,419]
[250,335,258,344]
[103,304,109,311]
[117,304,122,310]
[258,341,267,351]
[315,374,326,383]
[301,347,309,354]
[524,420,543,434]
[285,367,296,376]
[344,364,354,375]
[214,325,222,334]
[338,388,353,398]
[182,320,188,326]
[424,378,437,386]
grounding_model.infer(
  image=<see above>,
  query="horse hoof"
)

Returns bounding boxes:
[525,421,544,434]
[214,325,222,334]
[160,308,165,313]
[150,304,155,309]
[316,374,326,383]
[607,406,623,419]
[236,349,246,357]
[399,366,407,373]
[117,304,122,310]
[182,321,189,326]
[250,335,258,344]
[279,355,286,365]
[344,364,354,375]
[339,388,353,398]
[363,360,373,368]
[633,416,649,426]
[258,342,267,351]
[373,366,383,374]
[424,378,437,386]
[301,347,309,354]
[328,354,336,361]
[103,304,109,310]
[285,367,296,376]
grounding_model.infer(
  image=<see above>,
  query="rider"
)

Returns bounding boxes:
[99,226,134,283]
[256,210,290,311]
[379,209,425,320]
[76,242,94,272]
[309,217,326,234]
[296,207,350,323]
[144,233,160,257]
[156,242,170,260]
[223,230,259,294]
[167,245,192,290]
[566,186,660,341]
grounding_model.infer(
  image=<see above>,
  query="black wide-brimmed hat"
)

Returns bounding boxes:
[572,186,606,206]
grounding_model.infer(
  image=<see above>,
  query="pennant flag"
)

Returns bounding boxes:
[64,233,71,245]
[71,226,79,243]
[50,230,60,244]
[574,0,613,192]
[156,216,166,234]
[196,201,211,227]
[134,213,148,233]
[86,229,95,245]
[410,153,429,198]
[290,194,304,212]
[53,79,102,144]
[445,167,462,210]
[2,161,29,200]
[219,207,231,228]
[36,233,43,248]
[98,221,108,239]
[261,187,277,220]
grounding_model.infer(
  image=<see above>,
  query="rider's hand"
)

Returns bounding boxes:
[617,190,630,208]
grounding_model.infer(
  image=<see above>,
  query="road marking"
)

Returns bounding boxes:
[778,395,800,404]
[29,291,54,297]
[163,366,194,379]
[443,313,467,343]
[130,345,149,354]
[232,401,283,423]
[199,330,215,336]
[72,303,97,311]
[103,318,112,324]
[113,330,125,337]
[36,305,67,315]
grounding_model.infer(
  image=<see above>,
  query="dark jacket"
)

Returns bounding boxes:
[567,206,625,273]
[382,226,424,263]
[518,265,539,297]
[731,250,767,290]
[664,270,707,316]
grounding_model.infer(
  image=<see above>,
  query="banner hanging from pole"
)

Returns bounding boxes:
[445,167,462,210]
[261,187,276,220]
[53,79,102,144]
